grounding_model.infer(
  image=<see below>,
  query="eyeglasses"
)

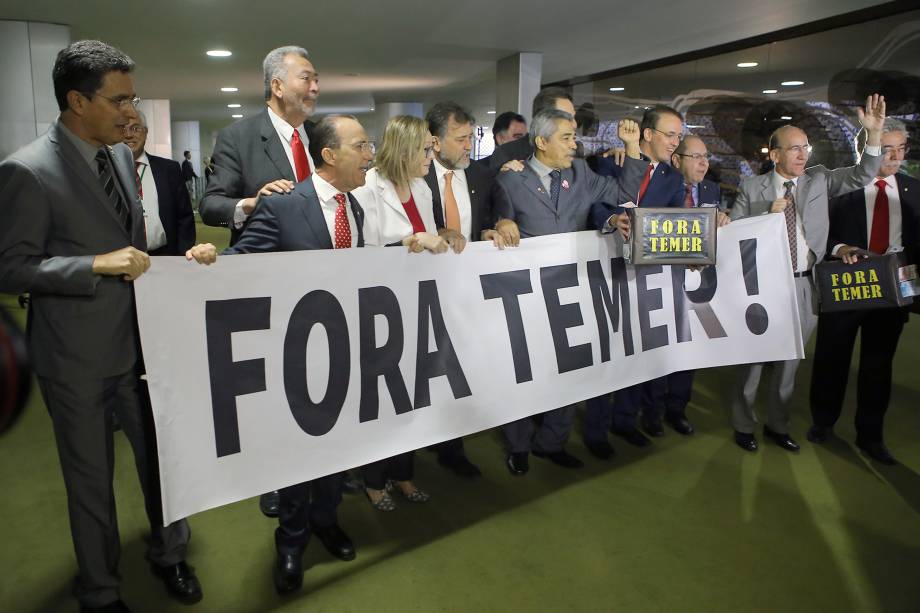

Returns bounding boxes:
[774,144,813,155]
[351,141,376,154]
[123,125,148,135]
[423,145,435,157]
[84,92,141,109]
[881,145,910,156]
[676,152,711,161]
[651,127,683,142]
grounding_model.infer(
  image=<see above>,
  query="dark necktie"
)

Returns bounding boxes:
[95,148,130,231]
[549,169,561,210]
[333,193,352,248]
[291,129,311,182]
[783,180,798,271]
[868,179,889,254]
[134,161,144,199]
[637,163,654,204]
[684,183,694,207]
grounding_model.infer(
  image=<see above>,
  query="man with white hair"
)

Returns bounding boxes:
[808,117,920,464]
[122,110,195,255]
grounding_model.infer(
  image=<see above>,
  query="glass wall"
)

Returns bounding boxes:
[556,8,920,206]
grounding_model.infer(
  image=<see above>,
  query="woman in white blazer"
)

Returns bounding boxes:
[355,115,449,253]
[351,115,448,511]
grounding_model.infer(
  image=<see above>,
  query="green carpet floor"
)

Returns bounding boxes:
[1,222,918,612]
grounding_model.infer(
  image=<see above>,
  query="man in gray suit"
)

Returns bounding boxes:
[492,108,645,474]
[0,40,213,612]
[729,94,887,453]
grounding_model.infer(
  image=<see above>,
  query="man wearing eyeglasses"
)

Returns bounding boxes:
[582,106,688,459]
[728,94,886,454]
[807,117,919,465]
[0,40,209,611]
[123,112,195,256]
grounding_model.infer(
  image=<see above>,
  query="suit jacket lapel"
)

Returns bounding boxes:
[424,166,445,229]
[758,173,774,204]
[260,110,296,182]
[294,180,333,249]
[467,165,485,235]
[521,167,554,213]
[348,193,365,247]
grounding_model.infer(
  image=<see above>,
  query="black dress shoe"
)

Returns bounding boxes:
[612,428,652,447]
[80,600,132,613]
[259,490,280,518]
[532,448,584,468]
[273,551,303,595]
[665,413,695,435]
[584,439,615,460]
[150,561,203,604]
[641,415,665,437]
[341,472,363,495]
[506,452,529,475]
[764,426,800,452]
[438,454,482,478]
[806,425,831,444]
[313,524,356,561]
[857,440,897,465]
[734,431,758,452]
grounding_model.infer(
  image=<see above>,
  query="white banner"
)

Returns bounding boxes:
[135,214,801,524]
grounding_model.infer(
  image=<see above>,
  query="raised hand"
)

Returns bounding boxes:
[856,93,886,134]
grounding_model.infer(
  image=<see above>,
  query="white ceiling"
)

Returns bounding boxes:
[0,0,890,133]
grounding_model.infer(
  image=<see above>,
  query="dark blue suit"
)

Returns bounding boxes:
[584,164,713,442]
[147,153,195,256]
[224,177,364,556]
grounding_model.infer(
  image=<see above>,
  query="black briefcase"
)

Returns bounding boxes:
[624,207,718,265]
[814,252,918,312]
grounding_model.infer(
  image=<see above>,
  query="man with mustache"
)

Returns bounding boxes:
[729,94,886,453]
[492,108,644,475]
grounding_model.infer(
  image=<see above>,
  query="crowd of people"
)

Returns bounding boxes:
[0,39,915,613]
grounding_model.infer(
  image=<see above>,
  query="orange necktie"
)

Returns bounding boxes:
[443,171,461,232]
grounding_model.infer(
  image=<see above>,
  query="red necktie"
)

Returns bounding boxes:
[291,129,311,182]
[684,183,694,207]
[333,193,352,249]
[637,163,654,204]
[134,161,144,199]
[868,179,889,255]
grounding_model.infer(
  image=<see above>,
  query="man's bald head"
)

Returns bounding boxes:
[768,125,811,178]
[671,135,710,185]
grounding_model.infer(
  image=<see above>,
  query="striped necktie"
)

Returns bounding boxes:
[95,148,130,231]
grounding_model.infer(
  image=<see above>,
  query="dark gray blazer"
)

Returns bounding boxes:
[730,152,882,263]
[224,177,365,254]
[492,156,647,238]
[0,119,147,380]
[201,108,312,244]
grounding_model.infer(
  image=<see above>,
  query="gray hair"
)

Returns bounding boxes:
[530,109,574,149]
[883,117,907,134]
[134,109,147,127]
[854,117,909,156]
[263,46,309,100]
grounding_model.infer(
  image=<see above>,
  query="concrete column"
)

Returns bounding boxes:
[0,21,70,159]
[137,99,172,159]
[171,121,201,172]
[496,53,542,125]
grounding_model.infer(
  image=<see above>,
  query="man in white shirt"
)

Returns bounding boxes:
[123,111,195,255]
[808,118,920,464]
[201,45,319,246]
[729,94,887,454]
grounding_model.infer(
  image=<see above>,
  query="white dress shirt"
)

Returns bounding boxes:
[233,106,315,228]
[432,157,472,239]
[135,153,167,251]
[772,171,812,273]
[312,172,358,248]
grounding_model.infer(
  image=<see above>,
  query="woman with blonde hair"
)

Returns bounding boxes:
[353,114,463,511]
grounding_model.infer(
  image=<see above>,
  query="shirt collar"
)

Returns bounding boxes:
[433,156,466,182]
[267,105,306,144]
[58,119,102,169]
[311,172,342,204]
[772,170,798,191]
[136,152,150,167]
[528,155,555,179]
[874,174,896,190]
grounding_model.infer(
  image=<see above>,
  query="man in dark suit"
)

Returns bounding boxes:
[200,45,319,517]
[486,87,575,174]
[221,115,373,595]
[492,109,645,474]
[582,106,688,458]
[180,150,196,182]
[808,118,918,464]
[0,40,205,612]
[123,111,195,255]
[478,111,526,169]
[420,101,500,478]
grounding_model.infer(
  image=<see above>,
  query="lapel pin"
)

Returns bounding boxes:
[562,179,570,190]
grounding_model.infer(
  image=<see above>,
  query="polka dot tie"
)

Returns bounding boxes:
[333,193,352,249]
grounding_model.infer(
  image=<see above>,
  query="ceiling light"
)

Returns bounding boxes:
[760,147,769,153]
[780,115,792,120]
[762,89,778,94]
[685,124,704,129]
[227,103,241,108]
[608,87,625,92]
[231,114,243,118]
[487,110,496,114]
[634,105,641,109]
[220,87,238,92]
[737,62,758,68]
[781,80,804,86]
[206,49,232,57]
